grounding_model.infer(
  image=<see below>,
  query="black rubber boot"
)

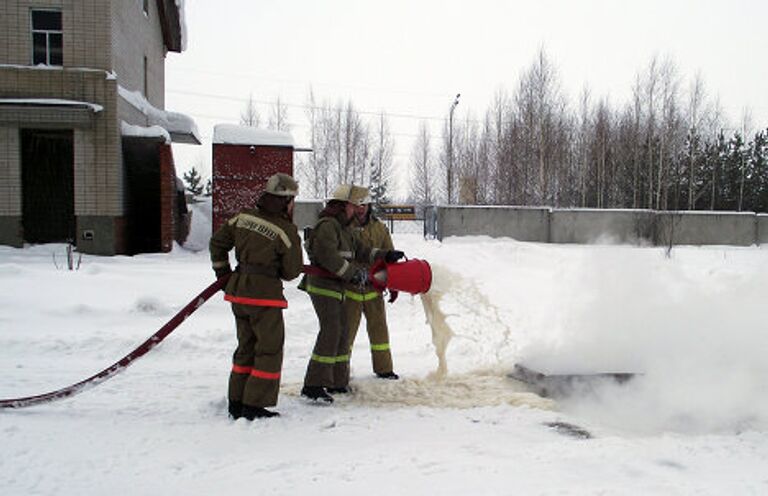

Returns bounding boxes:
[241,405,280,420]
[327,386,352,394]
[228,400,243,419]
[376,371,400,380]
[301,385,334,403]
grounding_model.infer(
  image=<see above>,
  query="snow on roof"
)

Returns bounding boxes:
[0,98,103,113]
[120,121,171,144]
[118,85,201,144]
[213,123,294,147]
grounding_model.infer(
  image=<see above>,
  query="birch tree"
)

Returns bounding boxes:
[410,121,434,205]
[240,93,261,127]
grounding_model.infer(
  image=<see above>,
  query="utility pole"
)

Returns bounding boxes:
[448,93,460,204]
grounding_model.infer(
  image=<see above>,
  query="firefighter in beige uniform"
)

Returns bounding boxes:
[345,201,399,379]
[299,184,404,403]
[209,173,302,420]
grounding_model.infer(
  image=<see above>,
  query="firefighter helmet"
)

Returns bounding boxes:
[328,184,370,206]
[265,173,299,197]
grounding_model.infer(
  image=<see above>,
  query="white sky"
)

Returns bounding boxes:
[167,0,768,196]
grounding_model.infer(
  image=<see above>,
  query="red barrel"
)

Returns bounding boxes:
[370,258,432,294]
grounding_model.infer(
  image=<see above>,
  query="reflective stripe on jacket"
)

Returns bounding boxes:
[210,207,303,302]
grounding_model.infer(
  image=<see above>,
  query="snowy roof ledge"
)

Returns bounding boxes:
[121,121,171,144]
[118,86,201,145]
[213,123,294,147]
[0,98,103,113]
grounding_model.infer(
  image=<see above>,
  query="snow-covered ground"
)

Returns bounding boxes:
[2,200,768,495]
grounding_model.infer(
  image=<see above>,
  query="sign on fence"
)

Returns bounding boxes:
[377,204,417,220]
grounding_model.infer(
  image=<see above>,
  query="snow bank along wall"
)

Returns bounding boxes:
[428,206,768,246]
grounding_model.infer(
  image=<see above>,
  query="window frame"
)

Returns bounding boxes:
[30,8,63,66]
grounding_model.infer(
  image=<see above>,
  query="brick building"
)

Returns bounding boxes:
[0,0,200,255]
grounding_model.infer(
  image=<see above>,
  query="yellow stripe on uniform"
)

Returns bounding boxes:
[311,353,351,364]
[370,343,390,351]
[344,290,379,302]
[230,213,292,248]
[306,284,344,300]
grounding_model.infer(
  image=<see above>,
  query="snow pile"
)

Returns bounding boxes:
[3,228,768,494]
[181,197,213,252]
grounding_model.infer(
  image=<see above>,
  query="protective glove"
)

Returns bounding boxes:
[350,268,369,286]
[214,265,232,279]
[384,250,405,263]
[388,290,399,304]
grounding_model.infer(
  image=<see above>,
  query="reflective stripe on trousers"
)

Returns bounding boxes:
[306,284,344,300]
[311,353,350,364]
[231,364,281,380]
[344,289,379,302]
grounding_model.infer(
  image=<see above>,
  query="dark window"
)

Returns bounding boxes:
[31,10,62,66]
[143,0,149,15]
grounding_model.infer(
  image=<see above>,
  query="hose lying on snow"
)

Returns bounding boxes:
[0,275,230,409]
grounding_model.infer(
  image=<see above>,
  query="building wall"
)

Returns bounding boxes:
[0,127,21,217]
[0,126,22,246]
[111,0,166,109]
[1,1,174,254]
[0,0,123,252]
[0,67,122,215]
[0,0,112,69]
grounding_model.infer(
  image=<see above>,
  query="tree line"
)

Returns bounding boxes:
[412,50,768,213]
[220,50,767,214]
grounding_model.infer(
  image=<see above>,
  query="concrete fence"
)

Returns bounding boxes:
[431,206,768,247]
[293,200,323,234]
[294,202,768,247]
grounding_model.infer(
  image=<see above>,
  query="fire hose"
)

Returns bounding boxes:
[0,275,230,409]
[0,260,430,410]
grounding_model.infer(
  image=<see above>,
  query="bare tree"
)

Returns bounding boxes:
[371,111,395,204]
[513,47,569,205]
[297,87,326,198]
[686,73,705,209]
[240,93,261,127]
[268,96,290,131]
[656,57,682,209]
[576,86,592,207]
[738,108,753,210]
[410,121,434,205]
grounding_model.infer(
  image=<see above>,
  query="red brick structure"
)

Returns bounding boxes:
[159,143,184,252]
[212,124,294,232]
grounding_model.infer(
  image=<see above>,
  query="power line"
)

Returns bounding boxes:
[173,106,430,140]
[168,88,453,122]
[167,65,451,102]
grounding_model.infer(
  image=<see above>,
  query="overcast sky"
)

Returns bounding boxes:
[167,0,768,196]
